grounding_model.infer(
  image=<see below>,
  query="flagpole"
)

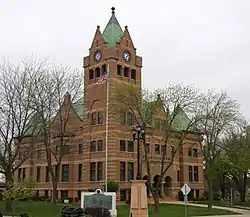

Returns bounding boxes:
[105,62,109,192]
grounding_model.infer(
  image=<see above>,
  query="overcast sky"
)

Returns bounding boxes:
[0,0,249,118]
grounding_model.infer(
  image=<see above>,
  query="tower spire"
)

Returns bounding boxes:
[102,6,123,47]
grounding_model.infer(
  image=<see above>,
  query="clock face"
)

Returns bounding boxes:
[94,50,102,62]
[123,51,131,62]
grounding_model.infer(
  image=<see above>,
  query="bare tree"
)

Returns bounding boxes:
[29,62,83,204]
[113,83,201,212]
[0,60,39,211]
[196,89,241,211]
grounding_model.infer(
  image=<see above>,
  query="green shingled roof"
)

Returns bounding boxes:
[102,8,123,47]
[171,106,193,131]
[72,97,84,120]
[142,100,196,132]
[23,97,84,136]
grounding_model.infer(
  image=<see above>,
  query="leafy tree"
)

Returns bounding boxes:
[196,89,241,211]
[222,122,250,202]
[107,180,119,192]
[2,176,36,213]
[3,176,37,201]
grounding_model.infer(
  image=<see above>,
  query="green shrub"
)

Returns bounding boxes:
[107,180,119,192]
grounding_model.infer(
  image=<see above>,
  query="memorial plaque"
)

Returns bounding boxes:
[81,189,117,217]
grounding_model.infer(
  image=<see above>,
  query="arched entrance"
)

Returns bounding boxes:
[164,176,172,196]
[153,175,160,195]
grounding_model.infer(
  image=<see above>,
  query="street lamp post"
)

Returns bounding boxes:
[132,125,145,180]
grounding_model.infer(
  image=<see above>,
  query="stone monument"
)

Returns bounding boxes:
[130,180,149,217]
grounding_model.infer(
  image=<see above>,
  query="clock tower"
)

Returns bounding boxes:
[82,7,142,190]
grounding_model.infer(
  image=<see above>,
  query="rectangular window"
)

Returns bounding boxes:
[120,111,126,124]
[126,112,133,125]
[77,190,81,200]
[90,162,96,181]
[195,189,200,198]
[155,144,160,154]
[97,140,103,151]
[78,164,82,182]
[45,166,49,182]
[177,170,180,182]
[124,67,129,77]
[78,144,83,154]
[61,190,68,199]
[188,148,192,157]
[89,69,94,79]
[102,64,106,75]
[127,141,134,152]
[36,167,41,182]
[194,166,199,182]
[45,190,49,198]
[22,168,26,180]
[127,162,134,181]
[62,145,70,155]
[145,143,150,154]
[131,69,136,80]
[97,111,103,124]
[97,162,103,181]
[120,140,126,151]
[91,112,97,125]
[120,189,126,201]
[95,68,100,78]
[188,166,193,182]
[117,64,122,76]
[62,164,69,182]
[55,165,58,179]
[90,141,96,152]
[193,148,198,157]
[120,162,126,181]
[36,150,42,159]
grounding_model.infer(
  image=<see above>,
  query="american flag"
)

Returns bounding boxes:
[96,73,108,84]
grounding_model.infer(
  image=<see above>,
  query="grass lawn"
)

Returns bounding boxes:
[0,201,239,217]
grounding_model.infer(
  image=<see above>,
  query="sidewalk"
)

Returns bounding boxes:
[162,201,250,216]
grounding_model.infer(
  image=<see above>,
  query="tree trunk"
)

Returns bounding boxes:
[152,183,160,213]
[239,173,247,202]
[219,175,225,199]
[152,190,160,213]
[5,172,13,212]
[207,177,213,212]
[52,181,58,204]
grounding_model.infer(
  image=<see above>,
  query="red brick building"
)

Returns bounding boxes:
[15,7,204,202]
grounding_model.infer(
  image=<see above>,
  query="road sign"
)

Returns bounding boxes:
[181,183,191,196]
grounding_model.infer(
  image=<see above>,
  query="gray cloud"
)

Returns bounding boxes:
[0,0,249,118]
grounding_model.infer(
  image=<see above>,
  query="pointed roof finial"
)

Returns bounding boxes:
[111,7,115,14]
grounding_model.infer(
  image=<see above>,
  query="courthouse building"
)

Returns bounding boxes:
[15,7,204,201]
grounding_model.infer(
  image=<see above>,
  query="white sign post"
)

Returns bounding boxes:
[181,183,191,217]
